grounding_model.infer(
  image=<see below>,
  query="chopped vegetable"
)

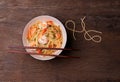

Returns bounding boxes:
[47,21,53,26]
[56,33,61,39]
[36,49,42,54]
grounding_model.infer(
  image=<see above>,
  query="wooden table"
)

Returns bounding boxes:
[0,0,120,82]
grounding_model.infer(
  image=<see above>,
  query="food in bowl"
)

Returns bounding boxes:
[22,15,67,60]
[27,20,63,54]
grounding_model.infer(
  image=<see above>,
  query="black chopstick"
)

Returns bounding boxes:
[7,50,80,58]
[8,46,80,51]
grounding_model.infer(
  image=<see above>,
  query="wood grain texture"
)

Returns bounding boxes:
[0,0,120,82]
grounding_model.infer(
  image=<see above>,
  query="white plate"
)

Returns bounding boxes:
[22,15,67,60]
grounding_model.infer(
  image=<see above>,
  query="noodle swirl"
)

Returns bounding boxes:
[65,17,102,43]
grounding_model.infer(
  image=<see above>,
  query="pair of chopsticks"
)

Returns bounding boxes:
[8,46,80,58]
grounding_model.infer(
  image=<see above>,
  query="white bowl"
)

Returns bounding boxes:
[22,15,67,60]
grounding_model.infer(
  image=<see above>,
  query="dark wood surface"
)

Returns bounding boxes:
[0,0,120,82]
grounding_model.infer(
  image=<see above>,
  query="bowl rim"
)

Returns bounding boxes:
[22,15,67,60]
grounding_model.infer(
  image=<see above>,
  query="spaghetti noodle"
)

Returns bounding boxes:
[26,21,63,55]
[65,16,102,43]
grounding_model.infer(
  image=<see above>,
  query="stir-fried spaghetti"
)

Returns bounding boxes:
[27,21,63,54]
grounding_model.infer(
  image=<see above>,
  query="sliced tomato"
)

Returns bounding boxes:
[36,49,42,54]
[56,33,61,39]
[27,26,37,39]
[42,28,47,35]
[30,26,37,36]
[47,21,53,26]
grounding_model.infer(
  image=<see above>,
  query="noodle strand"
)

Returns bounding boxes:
[65,17,102,43]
